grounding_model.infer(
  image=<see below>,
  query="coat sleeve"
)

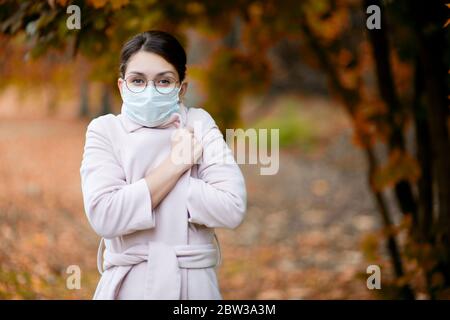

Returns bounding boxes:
[80,117,155,239]
[186,110,247,229]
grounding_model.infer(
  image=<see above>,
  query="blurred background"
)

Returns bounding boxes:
[0,0,449,299]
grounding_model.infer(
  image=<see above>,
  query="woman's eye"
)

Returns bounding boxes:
[156,78,175,87]
[132,78,145,85]
[157,79,170,85]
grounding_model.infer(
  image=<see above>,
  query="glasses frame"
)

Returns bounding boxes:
[123,75,181,95]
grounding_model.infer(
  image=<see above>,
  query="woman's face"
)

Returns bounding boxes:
[118,50,187,99]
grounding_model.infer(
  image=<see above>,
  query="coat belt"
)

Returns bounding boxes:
[95,234,222,299]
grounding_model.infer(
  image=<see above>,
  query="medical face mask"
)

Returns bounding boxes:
[120,81,181,127]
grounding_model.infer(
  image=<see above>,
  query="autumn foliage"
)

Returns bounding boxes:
[0,0,449,299]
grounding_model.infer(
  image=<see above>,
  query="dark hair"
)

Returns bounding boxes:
[119,30,187,82]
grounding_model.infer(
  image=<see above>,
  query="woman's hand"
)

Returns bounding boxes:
[144,126,203,210]
[168,126,203,174]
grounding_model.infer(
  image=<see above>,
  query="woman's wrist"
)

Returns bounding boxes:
[164,154,189,177]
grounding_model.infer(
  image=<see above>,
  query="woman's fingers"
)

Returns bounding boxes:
[169,126,203,170]
[191,136,203,164]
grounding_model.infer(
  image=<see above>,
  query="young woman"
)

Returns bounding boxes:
[79,30,247,300]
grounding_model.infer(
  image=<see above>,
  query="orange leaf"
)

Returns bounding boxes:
[444,19,450,28]
[373,149,421,191]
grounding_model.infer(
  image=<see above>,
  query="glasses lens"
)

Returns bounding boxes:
[126,75,147,93]
[153,76,177,94]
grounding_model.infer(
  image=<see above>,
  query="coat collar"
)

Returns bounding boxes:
[118,102,188,133]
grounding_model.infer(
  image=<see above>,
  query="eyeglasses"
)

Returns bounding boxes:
[123,74,180,94]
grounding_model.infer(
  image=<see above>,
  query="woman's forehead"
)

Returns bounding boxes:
[126,51,177,77]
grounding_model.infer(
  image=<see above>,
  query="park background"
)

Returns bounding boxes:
[0,0,449,299]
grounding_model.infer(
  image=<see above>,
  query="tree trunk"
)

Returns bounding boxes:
[365,147,415,299]
[79,81,89,118]
[299,12,415,299]
[364,0,418,228]
[412,57,433,243]
[407,0,450,289]
[98,83,112,116]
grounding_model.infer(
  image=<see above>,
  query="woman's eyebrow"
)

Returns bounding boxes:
[127,71,146,77]
[155,71,176,76]
[127,70,176,77]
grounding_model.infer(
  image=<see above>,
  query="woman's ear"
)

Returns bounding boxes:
[179,81,188,100]
[117,78,124,94]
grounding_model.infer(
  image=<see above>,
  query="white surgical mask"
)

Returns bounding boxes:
[120,81,181,127]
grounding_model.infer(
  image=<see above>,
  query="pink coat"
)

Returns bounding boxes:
[80,103,247,299]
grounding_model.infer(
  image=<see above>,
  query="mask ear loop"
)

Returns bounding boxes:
[172,80,185,129]
[177,80,185,104]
